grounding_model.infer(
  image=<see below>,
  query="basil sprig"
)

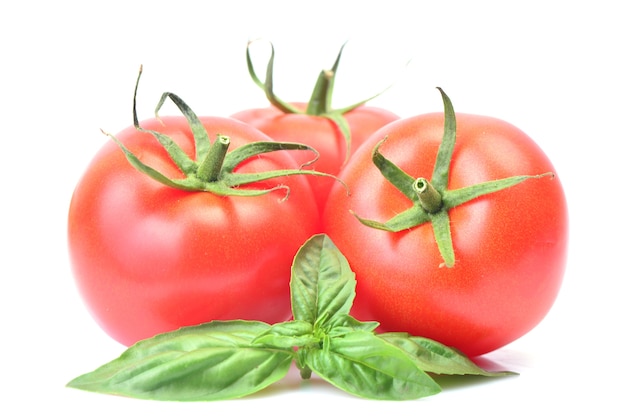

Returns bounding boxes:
[67,234,513,401]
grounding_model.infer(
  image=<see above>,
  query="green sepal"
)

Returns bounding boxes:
[351,205,429,232]
[431,210,454,267]
[132,68,197,174]
[66,321,293,401]
[431,87,457,190]
[371,137,421,202]
[108,66,342,198]
[154,87,211,163]
[246,40,300,114]
[104,130,203,191]
[352,88,555,267]
[443,172,555,209]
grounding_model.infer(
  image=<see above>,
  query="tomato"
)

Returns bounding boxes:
[232,41,400,209]
[322,92,568,356]
[231,103,399,207]
[68,114,321,346]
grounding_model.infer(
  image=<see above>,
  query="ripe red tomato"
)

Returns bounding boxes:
[68,115,321,346]
[232,103,399,207]
[322,105,568,356]
[233,41,399,209]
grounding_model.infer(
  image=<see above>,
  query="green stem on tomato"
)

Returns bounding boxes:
[197,135,230,182]
[305,70,334,116]
[413,178,443,213]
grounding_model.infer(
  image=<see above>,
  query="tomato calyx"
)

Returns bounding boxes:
[352,88,555,267]
[105,66,341,198]
[246,40,395,163]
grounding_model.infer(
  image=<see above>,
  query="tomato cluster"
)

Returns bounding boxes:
[68,45,567,356]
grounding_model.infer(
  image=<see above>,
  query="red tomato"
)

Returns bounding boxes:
[231,103,399,208]
[323,111,568,356]
[68,116,321,346]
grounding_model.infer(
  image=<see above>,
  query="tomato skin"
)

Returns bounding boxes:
[231,103,399,208]
[322,112,568,356]
[68,116,321,346]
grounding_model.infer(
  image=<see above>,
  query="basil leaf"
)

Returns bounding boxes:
[305,331,441,400]
[67,321,293,401]
[326,314,380,337]
[253,320,318,349]
[379,333,515,376]
[290,234,356,328]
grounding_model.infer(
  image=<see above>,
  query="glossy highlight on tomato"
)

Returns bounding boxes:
[323,110,568,356]
[68,116,321,346]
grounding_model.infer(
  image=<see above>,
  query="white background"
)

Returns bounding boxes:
[2,1,624,415]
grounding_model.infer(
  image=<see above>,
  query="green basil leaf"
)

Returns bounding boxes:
[326,314,380,337]
[290,234,356,328]
[305,331,441,400]
[379,333,515,376]
[67,321,293,401]
[253,320,318,349]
